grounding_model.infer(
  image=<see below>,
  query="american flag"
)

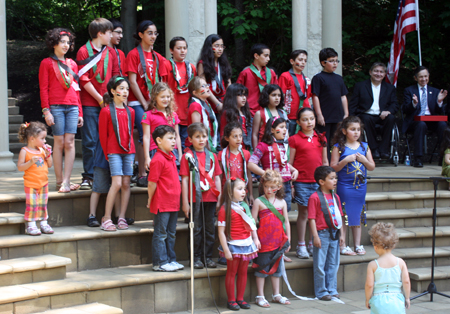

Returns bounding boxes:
[386,0,419,86]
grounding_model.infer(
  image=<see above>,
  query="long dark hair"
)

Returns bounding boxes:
[223,83,252,130]
[441,128,450,156]
[133,20,155,42]
[258,84,284,110]
[261,116,286,146]
[332,116,365,153]
[296,107,326,147]
[198,34,232,84]
[103,75,130,105]
[220,122,243,148]
[219,178,247,240]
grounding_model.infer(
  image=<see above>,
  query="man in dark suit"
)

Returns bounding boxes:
[349,62,398,159]
[402,66,448,167]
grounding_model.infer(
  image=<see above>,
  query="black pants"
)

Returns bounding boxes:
[317,122,338,161]
[192,201,216,259]
[358,113,395,154]
[407,121,447,158]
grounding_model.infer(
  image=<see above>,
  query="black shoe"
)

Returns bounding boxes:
[237,300,251,309]
[414,158,423,168]
[205,258,217,268]
[87,215,100,227]
[372,149,380,159]
[227,301,240,311]
[319,295,332,301]
[137,175,148,187]
[380,152,390,160]
[80,178,92,190]
[193,258,204,269]
[218,256,227,265]
[112,216,135,225]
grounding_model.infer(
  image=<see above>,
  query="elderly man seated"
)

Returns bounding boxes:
[349,62,398,159]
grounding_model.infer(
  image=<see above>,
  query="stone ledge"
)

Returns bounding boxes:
[0,255,71,274]
[0,213,24,225]
[397,226,450,238]
[32,302,123,314]
[366,208,450,220]
[365,190,450,202]
[409,266,450,281]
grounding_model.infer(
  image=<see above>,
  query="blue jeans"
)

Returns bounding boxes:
[152,211,178,266]
[179,124,188,152]
[108,153,135,176]
[131,104,145,143]
[50,105,79,135]
[293,182,319,206]
[81,106,101,180]
[313,228,340,299]
[284,181,292,212]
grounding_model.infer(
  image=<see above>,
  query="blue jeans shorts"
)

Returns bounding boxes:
[108,153,135,176]
[92,166,111,194]
[50,105,79,135]
[293,182,319,206]
[283,181,292,212]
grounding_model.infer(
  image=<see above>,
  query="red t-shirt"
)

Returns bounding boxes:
[180,150,222,202]
[141,109,180,151]
[279,71,311,120]
[39,57,83,117]
[164,59,197,125]
[236,65,278,116]
[148,149,180,214]
[288,131,326,183]
[185,100,215,148]
[218,205,251,241]
[125,47,168,103]
[249,142,291,182]
[218,148,251,186]
[99,106,136,159]
[219,111,248,138]
[308,192,343,231]
[76,44,120,107]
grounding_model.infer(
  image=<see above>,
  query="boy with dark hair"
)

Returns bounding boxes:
[308,165,343,301]
[164,36,197,149]
[77,17,120,190]
[311,48,348,152]
[148,125,184,272]
[279,49,311,135]
[237,43,278,116]
[108,18,126,76]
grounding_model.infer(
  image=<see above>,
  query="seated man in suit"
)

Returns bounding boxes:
[349,62,398,159]
[402,66,448,167]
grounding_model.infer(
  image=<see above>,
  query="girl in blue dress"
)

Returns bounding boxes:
[331,116,375,256]
[365,222,410,314]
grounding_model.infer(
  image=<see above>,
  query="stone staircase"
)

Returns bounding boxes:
[0,172,448,313]
[8,89,24,154]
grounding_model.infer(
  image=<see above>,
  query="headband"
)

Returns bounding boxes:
[59,31,71,36]
[24,122,30,128]
[272,116,280,126]
[115,77,125,83]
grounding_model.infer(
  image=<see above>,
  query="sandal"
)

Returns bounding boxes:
[117,218,129,230]
[340,246,357,256]
[100,219,116,231]
[236,300,251,309]
[272,294,290,305]
[355,245,366,255]
[58,182,71,193]
[55,183,62,191]
[226,301,240,311]
[255,296,270,308]
[69,182,80,191]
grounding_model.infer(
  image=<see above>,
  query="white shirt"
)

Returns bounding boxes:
[366,83,381,115]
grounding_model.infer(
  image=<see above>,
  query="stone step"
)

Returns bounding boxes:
[8,89,12,97]
[31,303,123,314]
[9,133,20,143]
[0,254,71,287]
[395,226,450,248]
[9,142,25,154]
[9,124,21,134]
[366,190,450,211]
[8,106,19,115]
[8,98,17,107]
[367,178,448,193]
[8,115,23,124]
[409,266,450,292]
[0,213,25,236]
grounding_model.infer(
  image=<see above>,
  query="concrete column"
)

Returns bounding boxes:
[165,0,190,59]
[292,0,308,51]
[0,2,17,171]
[188,0,206,64]
[322,0,342,75]
[204,0,217,35]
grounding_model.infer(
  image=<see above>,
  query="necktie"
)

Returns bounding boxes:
[420,87,427,116]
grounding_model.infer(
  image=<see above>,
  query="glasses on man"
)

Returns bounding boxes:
[212,44,226,49]
[324,59,340,64]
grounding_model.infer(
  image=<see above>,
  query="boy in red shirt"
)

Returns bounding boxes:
[108,18,126,76]
[164,36,197,150]
[77,18,120,189]
[279,49,312,136]
[180,123,222,269]
[308,166,343,301]
[236,43,278,116]
[147,125,183,272]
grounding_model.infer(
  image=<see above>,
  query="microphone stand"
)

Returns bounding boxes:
[188,158,198,314]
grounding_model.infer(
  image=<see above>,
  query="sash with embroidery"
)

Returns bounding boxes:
[50,55,80,91]
[257,196,286,234]
[189,97,219,152]
[185,147,219,196]
[316,188,342,241]
[249,63,271,92]
[137,44,160,96]
[221,145,248,185]
[80,41,109,83]
[109,103,132,152]
[231,201,256,231]
[211,63,225,95]
[287,69,307,114]
[114,46,123,77]
[170,58,194,93]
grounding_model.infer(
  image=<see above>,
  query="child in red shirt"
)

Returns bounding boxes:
[236,43,278,116]
[147,125,183,272]
[99,76,135,232]
[180,123,222,269]
[308,166,343,301]
[279,49,312,136]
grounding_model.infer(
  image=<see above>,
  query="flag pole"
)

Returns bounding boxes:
[415,0,422,66]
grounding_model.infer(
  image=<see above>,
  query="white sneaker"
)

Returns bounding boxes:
[153,263,177,272]
[296,245,309,259]
[307,244,314,256]
[170,261,185,270]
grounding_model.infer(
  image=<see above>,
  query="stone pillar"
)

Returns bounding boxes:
[165,0,190,59]
[322,0,342,75]
[292,0,307,51]
[188,0,206,64]
[0,2,17,171]
[204,0,217,35]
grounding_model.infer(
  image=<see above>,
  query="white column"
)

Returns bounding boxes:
[188,0,206,63]
[292,0,307,51]
[204,0,217,35]
[0,1,17,171]
[322,0,342,75]
[165,0,190,59]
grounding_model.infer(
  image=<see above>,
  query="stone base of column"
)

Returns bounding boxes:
[0,150,16,172]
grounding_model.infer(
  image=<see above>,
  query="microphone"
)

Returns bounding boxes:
[186,155,198,172]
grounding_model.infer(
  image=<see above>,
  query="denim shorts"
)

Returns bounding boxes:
[92,166,111,194]
[293,181,319,206]
[108,153,135,176]
[50,105,79,135]
[284,181,292,212]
